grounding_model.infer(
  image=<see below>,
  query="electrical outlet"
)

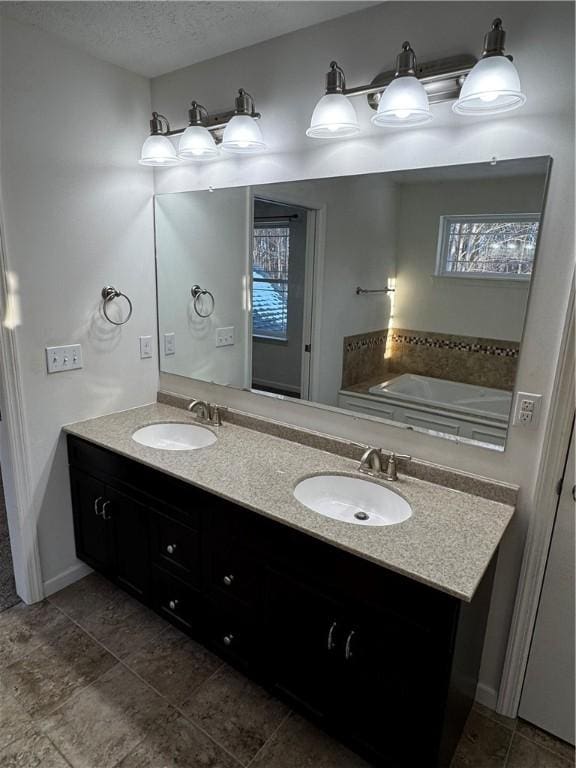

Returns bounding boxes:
[513,392,542,429]
[216,327,235,347]
[139,336,153,359]
[46,345,83,373]
[164,332,176,356]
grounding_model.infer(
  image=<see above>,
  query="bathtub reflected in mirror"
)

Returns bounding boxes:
[155,157,550,450]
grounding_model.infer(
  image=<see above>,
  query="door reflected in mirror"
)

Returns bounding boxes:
[155,157,550,450]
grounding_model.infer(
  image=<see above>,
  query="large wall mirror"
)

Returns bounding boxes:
[155,157,550,450]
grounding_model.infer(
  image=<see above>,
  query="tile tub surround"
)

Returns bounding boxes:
[384,328,520,391]
[158,390,518,506]
[1,577,574,768]
[65,403,514,602]
[342,329,389,389]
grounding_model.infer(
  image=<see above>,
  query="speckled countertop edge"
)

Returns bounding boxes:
[64,403,515,603]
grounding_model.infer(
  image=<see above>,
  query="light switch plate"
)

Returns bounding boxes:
[512,392,542,429]
[216,327,235,347]
[139,336,153,359]
[164,332,176,356]
[46,344,82,373]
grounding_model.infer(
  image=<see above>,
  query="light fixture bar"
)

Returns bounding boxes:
[339,54,478,108]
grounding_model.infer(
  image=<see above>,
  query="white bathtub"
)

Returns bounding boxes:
[368,374,512,421]
[338,374,512,448]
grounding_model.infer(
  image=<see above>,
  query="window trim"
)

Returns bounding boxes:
[252,222,291,341]
[435,212,540,282]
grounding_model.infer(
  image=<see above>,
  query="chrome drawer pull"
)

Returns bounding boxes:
[327,621,337,651]
[166,544,177,555]
[223,574,235,587]
[168,599,179,612]
[345,629,356,661]
[94,496,103,516]
[223,633,234,646]
[101,500,112,521]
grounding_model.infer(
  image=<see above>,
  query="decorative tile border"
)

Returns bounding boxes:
[390,331,519,358]
[344,332,388,354]
[158,389,518,506]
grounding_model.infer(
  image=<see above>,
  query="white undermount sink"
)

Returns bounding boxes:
[132,423,217,451]
[294,474,412,527]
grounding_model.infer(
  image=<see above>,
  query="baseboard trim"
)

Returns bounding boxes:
[475,682,498,711]
[43,561,92,597]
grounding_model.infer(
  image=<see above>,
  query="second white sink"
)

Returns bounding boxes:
[132,423,217,451]
[294,474,412,526]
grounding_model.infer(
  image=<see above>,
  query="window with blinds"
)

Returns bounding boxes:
[252,224,290,340]
[436,213,540,279]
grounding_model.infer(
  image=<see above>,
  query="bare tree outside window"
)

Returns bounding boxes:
[437,214,540,279]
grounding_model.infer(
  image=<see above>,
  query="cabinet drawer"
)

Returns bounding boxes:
[151,511,201,586]
[152,567,203,632]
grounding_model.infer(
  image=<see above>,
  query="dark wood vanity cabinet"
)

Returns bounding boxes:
[67,435,494,768]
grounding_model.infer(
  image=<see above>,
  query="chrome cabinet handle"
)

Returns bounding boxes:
[345,629,356,661]
[101,500,112,521]
[166,544,177,555]
[94,496,103,516]
[168,599,179,611]
[223,574,235,587]
[327,621,337,651]
[223,634,234,647]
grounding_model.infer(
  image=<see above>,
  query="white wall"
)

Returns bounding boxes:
[152,1,575,707]
[394,175,546,340]
[254,175,397,405]
[156,188,251,389]
[0,17,158,594]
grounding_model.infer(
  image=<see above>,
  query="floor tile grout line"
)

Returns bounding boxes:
[512,730,575,765]
[245,710,293,768]
[502,727,515,768]
[48,603,245,768]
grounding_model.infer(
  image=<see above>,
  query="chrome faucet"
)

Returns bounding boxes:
[358,448,411,481]
[359,447,383,476]
[383,452,411,481]
[187,399,222,427]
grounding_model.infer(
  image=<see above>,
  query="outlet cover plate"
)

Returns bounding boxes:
[513,392,542,429]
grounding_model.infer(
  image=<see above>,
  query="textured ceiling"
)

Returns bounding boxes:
[0,1,379,78]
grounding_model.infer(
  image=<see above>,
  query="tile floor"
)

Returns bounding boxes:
[0,573,574,768]
[0,471,19,613]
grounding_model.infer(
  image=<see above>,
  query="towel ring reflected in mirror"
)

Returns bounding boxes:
[191,285,215,318]
[101,286,133,326]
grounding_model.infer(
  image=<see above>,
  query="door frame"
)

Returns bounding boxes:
[0,189,44,604]
[497,272,575,716]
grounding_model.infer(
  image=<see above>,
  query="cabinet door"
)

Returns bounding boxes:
[265,568,344,717]
[70,468,112,573]
[107,487,151,602]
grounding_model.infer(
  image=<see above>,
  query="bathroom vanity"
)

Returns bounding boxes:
[65,403,515,768]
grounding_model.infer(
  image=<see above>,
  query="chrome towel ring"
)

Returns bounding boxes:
[191,285,215,318]
[101,286,133,326]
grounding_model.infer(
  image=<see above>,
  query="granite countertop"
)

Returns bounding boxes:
[64,403,514,602]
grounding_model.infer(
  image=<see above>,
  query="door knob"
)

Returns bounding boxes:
[327,621,337,651]
[223,634,234,646]
[345,629,356,661]
[94,496,103,516]
[168,599,179,611]
[101,500,112,520]
[223,574,235,587]
[166,544,177,555]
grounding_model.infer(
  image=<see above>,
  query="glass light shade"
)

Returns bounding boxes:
[178,125,218,160]
[221,115,266,153]
[453,56,526,115]
[139,134,179,166]
[371,76,432,127]
[306,93,360,138]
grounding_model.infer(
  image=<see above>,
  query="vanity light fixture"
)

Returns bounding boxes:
[139,113,179,166]
[371,42,432,126]
[306,62,361,138]
[453,18,526,115]
[139,89,265,166]
[221,89,266,153]
[178,102,219,160]
[307,17,524,139]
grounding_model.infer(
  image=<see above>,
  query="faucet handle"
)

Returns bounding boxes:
[391,453,411,462]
